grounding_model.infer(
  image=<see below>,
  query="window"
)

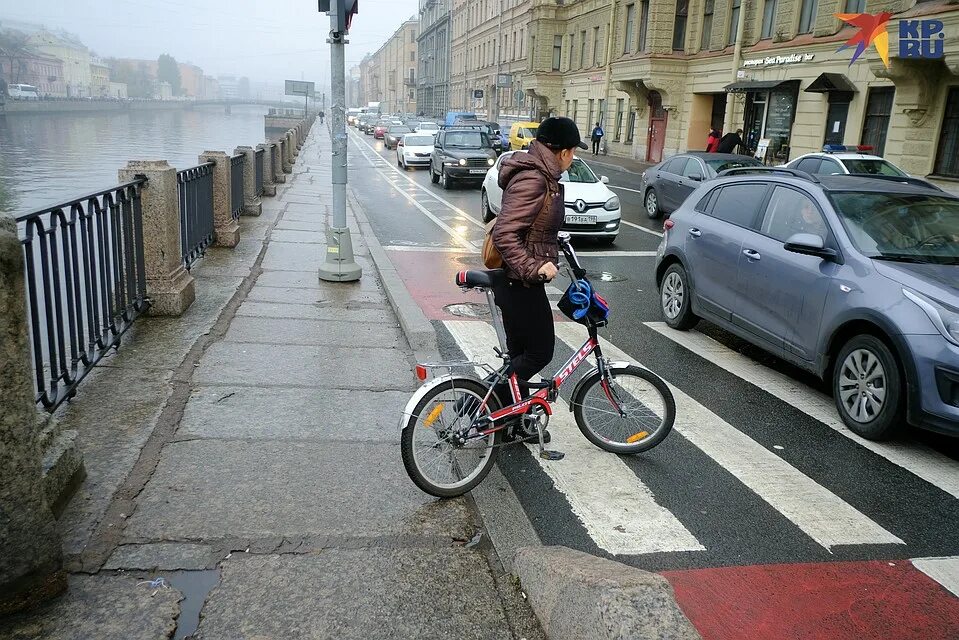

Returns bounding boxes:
[512,32,517,60]
[580,30,587,67]
[624,4,636,53]
[410,30,416,43]
[844,0,865,12]
[530,35,536,65]
[568,34,575,69]
[798,0,818,34]
[520,28,525,57]
[572,100,578,124]
[552,35,563,71]
[761,187,828,241]
[761,0,778,39]
[411,51,415,62]
[639,0,650,52]
[861,87,894,156]
[626,108,636,142]
[934,87,959,178]
[701,0,714,50]
[598,99,606,126]
[592,26,602,66]
[504,34,509,61]
[795,157,822,174]
[673,0,689,51]
[681,158,705,178]
[709,184,768,227]
[728,0,742,45]
[565,100,570,116]
[587,99,594,127]
[615,98,624,139]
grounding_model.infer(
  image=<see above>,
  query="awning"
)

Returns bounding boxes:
[723,79,795,93]
[804,73,858,93]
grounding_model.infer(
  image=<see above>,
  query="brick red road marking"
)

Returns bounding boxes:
[663,560,959,640]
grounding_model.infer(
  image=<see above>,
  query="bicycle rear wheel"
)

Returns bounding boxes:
[401,378,503,498]
[571,364,675,454]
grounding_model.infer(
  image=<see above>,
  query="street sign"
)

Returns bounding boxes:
[285,80,315,97]
[473,89,484,99]
[496,74,512,88]
[514,89,525,106]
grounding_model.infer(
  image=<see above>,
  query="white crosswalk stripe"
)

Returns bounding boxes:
[644,322,959,500]
[913,556,959,597]
[551,322,905,550]
[444,320,705,556]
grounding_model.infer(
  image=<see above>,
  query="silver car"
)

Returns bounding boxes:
[655,168,959,440]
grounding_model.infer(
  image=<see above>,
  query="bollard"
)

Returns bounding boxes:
[280,138,293,174]
[234,146,262,216]
[198,151,240,248]
[271,142,287,182]
[0,215,67,615]
[257,143,277,196]
[119,161,196,315]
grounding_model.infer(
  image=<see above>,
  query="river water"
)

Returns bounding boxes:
[0,105,271,216]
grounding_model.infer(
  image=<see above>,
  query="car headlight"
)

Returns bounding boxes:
[459,158,467,166]
[603,195,620,211]
[487,158,495,166]
[903,289,959,346]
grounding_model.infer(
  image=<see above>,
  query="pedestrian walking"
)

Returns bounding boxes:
[319,110,325,124]
[716,128,745,154]
[706,128,721,153]
[590,122,605,155]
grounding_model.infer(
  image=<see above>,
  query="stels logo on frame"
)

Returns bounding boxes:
[835,12,945,68]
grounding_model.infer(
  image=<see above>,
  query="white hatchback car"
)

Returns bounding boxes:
[414,121,440,134]
[783,145,909,177]
[481,151,621,244]
[396,133,436,170]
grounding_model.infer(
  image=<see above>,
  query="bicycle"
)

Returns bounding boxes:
[400,233,676,498]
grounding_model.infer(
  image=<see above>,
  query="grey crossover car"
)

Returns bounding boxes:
[640,152,763,219]
[655,167,959,440]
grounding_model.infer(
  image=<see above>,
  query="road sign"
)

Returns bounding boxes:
[285,80,315,97]
[473,89,484,99]
[496,74,512,88]
[514,89,525,106]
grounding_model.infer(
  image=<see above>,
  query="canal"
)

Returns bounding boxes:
[0,105,271,215]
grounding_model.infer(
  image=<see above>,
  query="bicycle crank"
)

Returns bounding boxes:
[527,407,564,461]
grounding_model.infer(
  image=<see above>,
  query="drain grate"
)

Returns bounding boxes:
[444,302,491,318]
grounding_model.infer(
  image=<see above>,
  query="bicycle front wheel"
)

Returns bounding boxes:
[571,364,675,454]
[401,378,503,498]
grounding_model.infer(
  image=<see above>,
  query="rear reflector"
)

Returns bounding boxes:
[415,365,428,381]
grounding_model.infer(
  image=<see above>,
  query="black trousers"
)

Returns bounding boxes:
[492,280,555,403]
[592,138,601,154]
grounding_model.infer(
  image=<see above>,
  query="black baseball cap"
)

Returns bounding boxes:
[536,117,588,150]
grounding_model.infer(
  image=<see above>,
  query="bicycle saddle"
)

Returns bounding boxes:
[455,269,506,289]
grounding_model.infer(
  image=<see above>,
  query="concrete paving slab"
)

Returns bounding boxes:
[178,387,407,442]
[270,228,326,244]
[104,543,216,571]
[256,270,383,292]
[262,242,372,272]
[282,211,327,222]
[193,342,414,390]
[125,440,470,541]
[235,301,395,324]
[223,316,406,349]
[275,219,326,232]
[0,574,180,640]
[196,550,512,640]
[247,285,384,306]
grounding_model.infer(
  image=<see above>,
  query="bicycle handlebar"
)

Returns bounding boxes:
[558,232,587,280]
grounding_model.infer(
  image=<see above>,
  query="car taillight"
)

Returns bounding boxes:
[663,219,674,231]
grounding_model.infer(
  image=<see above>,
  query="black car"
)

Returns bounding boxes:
[384,125,413,150]
[430,129,497,190]
[640,152,763,218]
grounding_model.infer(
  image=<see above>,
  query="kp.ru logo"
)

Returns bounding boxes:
[836,12,945,68]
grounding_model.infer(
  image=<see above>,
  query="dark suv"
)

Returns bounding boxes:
[430,129,497,190]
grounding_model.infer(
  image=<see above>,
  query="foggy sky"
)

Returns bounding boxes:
[2,0,417,92]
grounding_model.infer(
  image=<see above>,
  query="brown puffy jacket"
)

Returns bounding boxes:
[491,141,565,284]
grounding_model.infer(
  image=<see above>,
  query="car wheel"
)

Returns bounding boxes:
[481,190,494,223]
[597,236,616,246]
[660,263,698,330]
[441,168,453,190]
[832,335,905,440]
[645,189,662,219]
[431,165,440,184]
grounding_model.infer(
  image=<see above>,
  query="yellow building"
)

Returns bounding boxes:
[362,19,419,114]
[90,58,110,98]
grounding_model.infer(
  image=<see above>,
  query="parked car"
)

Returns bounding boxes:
[415,121,440,134]
[655,167,959,440]
[641,153,764,219]
[509,121,540,151]
[429,129,497,189]
[482,151,621,244]
[784,145,910,178]
[396,133,435,170]
[384,125,413,149]
[7,83,39,100]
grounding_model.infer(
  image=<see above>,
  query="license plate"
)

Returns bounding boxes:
[565,215,596,225]
[469,169,487,174]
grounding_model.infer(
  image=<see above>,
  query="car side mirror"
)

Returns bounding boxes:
[600,176,610,184]
[784,233,838,261]
[688,173,703,182]
[397,141,404,147]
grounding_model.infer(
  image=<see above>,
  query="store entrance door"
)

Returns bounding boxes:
[743,93,767,155]
[646,91,667,163]
[824,100,850,146]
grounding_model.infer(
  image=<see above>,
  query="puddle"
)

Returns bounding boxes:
[444,302,491,318]
[595,271,626,282]
[162,569,220,640]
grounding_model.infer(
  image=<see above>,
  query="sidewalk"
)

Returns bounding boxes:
[582,152,655,176]
[0,125,542,639]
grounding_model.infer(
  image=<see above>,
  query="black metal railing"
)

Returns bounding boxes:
[230,153,244,220]
[17,180,149,411]
[254,148,265,196]
[177,162,215,270]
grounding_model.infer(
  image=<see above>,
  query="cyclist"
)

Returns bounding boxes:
[489,117,588,435]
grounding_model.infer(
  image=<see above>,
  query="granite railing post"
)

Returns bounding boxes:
[256,143,277,196]
[234,146,262,216]
[198,151,240,247]
[271,142,288,182]
[280,138,293,174]
[118,161,195,315]
[288,131,298,159]
[0,215,67,615]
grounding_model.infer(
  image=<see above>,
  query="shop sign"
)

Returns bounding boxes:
[742,53,815,68]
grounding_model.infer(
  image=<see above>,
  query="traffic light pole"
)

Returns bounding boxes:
[319,3,362,282]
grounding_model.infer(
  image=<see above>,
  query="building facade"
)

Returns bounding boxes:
[417,0,452,117]
[0,49,65,97]
[360,19,419,114]
[90,57,110,97]
[178,63,204,98]
[28,29,92,97]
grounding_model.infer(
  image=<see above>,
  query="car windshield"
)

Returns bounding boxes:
[445,131,488,148]
[705,157,763,173]
[561,159,598,184]
[404,136,434,146]
[829,192,959,264]
[840,158,907,177]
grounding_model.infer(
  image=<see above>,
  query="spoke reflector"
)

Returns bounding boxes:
[424,403,445,427]
[626,431,649,443]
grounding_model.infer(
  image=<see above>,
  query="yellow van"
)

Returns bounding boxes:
[509,121,540,151]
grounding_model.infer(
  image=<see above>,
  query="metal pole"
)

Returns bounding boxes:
[319,5,362,282]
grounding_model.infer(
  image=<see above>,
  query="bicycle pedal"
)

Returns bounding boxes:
[539,449,565,461]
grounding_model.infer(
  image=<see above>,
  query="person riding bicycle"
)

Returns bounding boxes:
[489,117,588,427]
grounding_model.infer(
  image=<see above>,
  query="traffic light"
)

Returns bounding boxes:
[318,0,358,34]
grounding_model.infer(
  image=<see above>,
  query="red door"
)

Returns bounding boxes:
[646,91,668,163]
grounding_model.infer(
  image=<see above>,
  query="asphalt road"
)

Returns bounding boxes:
[345,126,959,637]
